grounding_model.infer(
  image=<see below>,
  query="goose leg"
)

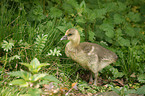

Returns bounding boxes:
[94,72,98,86]
[89,72,93,84]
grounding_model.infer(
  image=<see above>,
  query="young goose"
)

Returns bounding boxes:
[61,28,118,85]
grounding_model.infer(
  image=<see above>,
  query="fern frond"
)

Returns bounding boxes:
[35,34,48,55]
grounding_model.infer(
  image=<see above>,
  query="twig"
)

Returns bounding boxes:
[7,16,20,27]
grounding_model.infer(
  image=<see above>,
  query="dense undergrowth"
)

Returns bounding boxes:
[0,0,145,95]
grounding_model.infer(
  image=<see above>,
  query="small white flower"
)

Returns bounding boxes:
[47,47,62,56]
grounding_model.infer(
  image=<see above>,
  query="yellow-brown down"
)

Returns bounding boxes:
[61,28,118,85]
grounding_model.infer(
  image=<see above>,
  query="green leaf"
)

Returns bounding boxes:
[116,28,123,36]
[136,85,145,94]
[138,74,145,83]
[76,16,86,24]
[117,2,126,11]
[37,63,50,69]
[8,70,32,81]
[28,88,42,96]
[105,2,117,12]
[31,73,46,82]
[127,12,141,22]
[42,75,61,83]
[117,37,130,46]
[9,79,28,87]
[30,58,41,73]
[110,87,121,95]
[8,71,23,77]
[100,23,114,32]
[95,8,107,19]
[20,63,32,69]
[100,23,114,38]
[9,55,20,62]
[57,26,66,32]
[20,70,32,81]
[28,5,45,21]
[110,67,124,78]
[62,3,74,14]
[125,26,135,37]
[50,7,62,18]
[105,30,114,38]
[2,39,15,52]
[89,31,95,41]
[35,34,48,54]
[114,14,125,24]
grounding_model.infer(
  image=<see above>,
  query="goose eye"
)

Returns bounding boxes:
[68,34,72,36]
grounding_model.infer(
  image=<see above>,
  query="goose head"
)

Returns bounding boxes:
[61,28,80,47]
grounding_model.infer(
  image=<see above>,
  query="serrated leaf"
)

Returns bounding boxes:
[76,16,86,24]
[89,31,95,41]
[114,14,125,24]
[117,37,130,46]
[28,88,42,96]
[136,85,145,94]
[42,75,61,83]
[116,28,123,36]
[20,70,32,81]
[137,74,145,83]
[8,70,32,81]
[105,2,117,12]
[31,73,46,82]
[50,7,62,18]
[86,9,97,22]
[57,26,66,32]
[105,30,114,38]
[100,23,114,32]
[8,71,23,77]
[117,2,126,11]
[37,63,50,69]
[20,63,32,69]
[127,12,141,22]
[100,23,114,38]
[125,26,135,37]
[95,8,107,19]
[9,55,20,62]
[30,58,41,68]
[62,3,74,14]
[110,67,124,78]
[9,79,29,87]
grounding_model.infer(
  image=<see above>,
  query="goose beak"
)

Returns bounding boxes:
[61,35,68,40]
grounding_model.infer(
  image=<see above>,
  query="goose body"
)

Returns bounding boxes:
[61,28,118,85]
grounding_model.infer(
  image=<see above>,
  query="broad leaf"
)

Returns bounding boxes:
[138,74,145,83]
[50,7,62,18]
[127,12,141,22]
[28,88,42,96]
[136,85,145,94]
[9,55,20,62]
[9,79,28,87]
[8,70,32,81]
[117,37,130,46]
[105,30,114,38]
[37,63,50,69]
[42,75,61,83]
[125,26,136,37]
[31,73,46,82]
[20,70,32,81]
[8,71,23,77]
[114,14,125,24]
[20,63,32,69]
[117,2,126,11]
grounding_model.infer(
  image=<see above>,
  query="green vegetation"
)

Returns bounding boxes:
[0,0,145,95]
